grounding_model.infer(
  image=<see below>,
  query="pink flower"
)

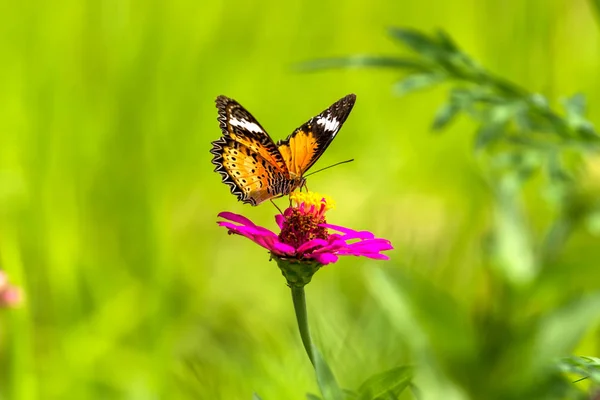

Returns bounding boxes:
[0,270,22,308]
[217,192,393,267]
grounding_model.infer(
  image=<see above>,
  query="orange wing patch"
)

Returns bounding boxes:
[212,137,293,205]
[277,93,356,177]
[277,128,319,177]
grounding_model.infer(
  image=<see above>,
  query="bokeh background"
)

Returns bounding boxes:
[1,0,600,399]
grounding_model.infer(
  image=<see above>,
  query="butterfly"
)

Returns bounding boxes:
[210,94,356,205]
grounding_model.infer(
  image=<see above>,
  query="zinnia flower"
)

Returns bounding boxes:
[217,192,393,286]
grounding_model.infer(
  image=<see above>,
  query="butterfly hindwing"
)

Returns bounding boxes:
[211,137,293,205]
[277,94,356,176]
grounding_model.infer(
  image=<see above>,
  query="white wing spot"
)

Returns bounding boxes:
[316,115,339,132]
[229,118,264,133]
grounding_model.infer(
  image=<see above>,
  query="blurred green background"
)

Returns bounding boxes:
[1,0,600,399]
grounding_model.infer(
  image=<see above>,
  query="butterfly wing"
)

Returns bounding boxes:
[211,96,293,205]
[277,94,356,177]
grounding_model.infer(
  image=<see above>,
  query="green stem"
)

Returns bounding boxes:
[290,285,315,366]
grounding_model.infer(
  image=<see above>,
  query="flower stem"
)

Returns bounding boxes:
[290,285,315,366]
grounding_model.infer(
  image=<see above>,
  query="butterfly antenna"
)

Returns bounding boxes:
[303,159,354,178]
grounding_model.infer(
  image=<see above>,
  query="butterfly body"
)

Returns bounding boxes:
[211,94,356,205]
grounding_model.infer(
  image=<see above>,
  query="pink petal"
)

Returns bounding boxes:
[271,241,296,255]
[321,224,375,240]
[218,221,278,238]
[297,238,329,253]
[275,214,285,229]
[252,235,277,252]
[217,212,258,227]
[312,252,338,265]
[222,227,272,251]
[217,222,255,238]
[217,218,282,253]
[364,253,391,260]
[345,239,394,252]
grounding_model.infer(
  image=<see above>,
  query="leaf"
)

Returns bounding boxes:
[435,30,459,53]
[545,151,572,184]
[514,107,555,133]
[561,93,600,139]
[474,122,506,150]
[252,394,264,400]
[357,366,413,400]
[388,28,444,59]
[296,56,428,73]
[307,391,358,400]
[431,102,461,131]
[393,73,444,96]
[558,356,600,385]
[313,347,344,400]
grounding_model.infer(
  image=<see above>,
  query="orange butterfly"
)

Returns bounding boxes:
[210,94,356,205]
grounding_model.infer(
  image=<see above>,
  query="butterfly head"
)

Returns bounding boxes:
[289,174,307,192]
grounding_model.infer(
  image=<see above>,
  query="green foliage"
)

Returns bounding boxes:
[559,356,600,386]
[302,24,600,400]
[2,1,600,399]
[313,347,345,400]
[356,366,413,400]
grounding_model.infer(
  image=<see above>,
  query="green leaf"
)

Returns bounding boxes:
[514,107,555,133]
[431,102,461,131]
[388,28,443,59]
[357,366,413,400]
[393,73,444,96]
[308,391,357,400]
[474,122,506,149]
[435,30,460,53]
[545,151,572,184]
[313,347,344,400]
[252,394,264,400]
[558,356,600,385]
[561,93,600,139]
[296,56,428,72]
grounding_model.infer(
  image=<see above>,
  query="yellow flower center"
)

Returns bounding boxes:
[278,191,335,250]
[290,191,336,211]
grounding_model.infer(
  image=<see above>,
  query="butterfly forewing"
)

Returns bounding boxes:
[215,96,289,172]
[277,94,356,177]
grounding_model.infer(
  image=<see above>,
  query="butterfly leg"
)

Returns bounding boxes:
[270,199,284,215]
